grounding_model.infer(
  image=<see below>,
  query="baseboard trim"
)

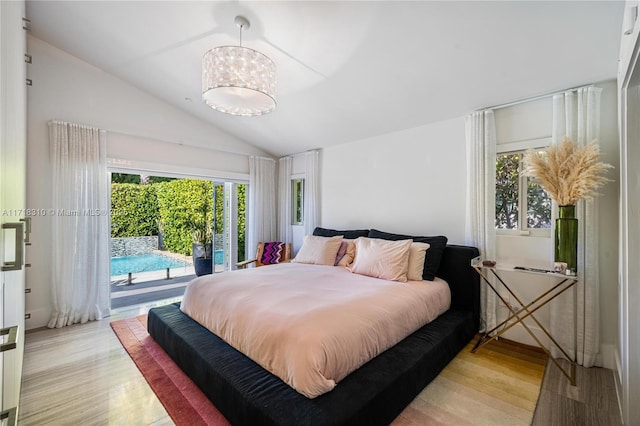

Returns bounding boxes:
[501,324,551,348]
[597,343,616,370]
[24,307,51,330]
[496,325,618,370]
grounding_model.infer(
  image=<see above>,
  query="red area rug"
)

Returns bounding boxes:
[110,315,230,426]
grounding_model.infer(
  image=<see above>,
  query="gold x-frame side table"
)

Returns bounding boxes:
[471,258,579,386]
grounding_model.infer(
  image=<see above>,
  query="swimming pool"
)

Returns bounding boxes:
[111,253,189,276]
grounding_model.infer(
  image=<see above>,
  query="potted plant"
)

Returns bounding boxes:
[189,203,213,276]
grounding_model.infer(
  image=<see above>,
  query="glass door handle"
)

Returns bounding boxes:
[1,222,24,271]
[0,407,17,426]
[0,325,18,352]
[20,217,31,245]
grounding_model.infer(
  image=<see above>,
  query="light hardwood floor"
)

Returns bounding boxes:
[18,298,620,425]
[18,301,176,425]
[532,358,622,426]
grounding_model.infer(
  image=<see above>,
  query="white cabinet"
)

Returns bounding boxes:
[0,0,27,422]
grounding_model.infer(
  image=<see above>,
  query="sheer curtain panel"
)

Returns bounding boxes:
[248,156,277,257]
[48,121,110,328]
[278,156,293,244]
[303,150,320,236]
[550,87,602,366]
[465,110,498,333]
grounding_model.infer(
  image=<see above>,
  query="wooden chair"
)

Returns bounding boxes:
[236,242,292,269]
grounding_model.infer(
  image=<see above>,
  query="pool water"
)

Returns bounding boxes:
[111,253,188,276]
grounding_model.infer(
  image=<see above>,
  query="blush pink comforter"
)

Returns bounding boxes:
[180,263,450,398]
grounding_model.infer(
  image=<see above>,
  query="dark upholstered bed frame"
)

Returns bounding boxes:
[148,244,480,425]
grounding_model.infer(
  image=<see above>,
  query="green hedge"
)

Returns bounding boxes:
[111,183,159,237]
[237,184,246,261]
[156,179,213,256]
[111,179,246,259]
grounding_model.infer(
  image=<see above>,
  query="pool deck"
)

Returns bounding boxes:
[109,250,195,309]
[110,272,196,309]
[153,250,194,264]
[109,251,231,309]
[111,265,195,285]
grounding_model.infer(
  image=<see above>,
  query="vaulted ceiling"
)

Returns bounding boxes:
[26,1,624,157]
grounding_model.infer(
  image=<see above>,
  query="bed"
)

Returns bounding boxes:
[148,228,480,425]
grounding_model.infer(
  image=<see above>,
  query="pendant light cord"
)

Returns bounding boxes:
[239,24,243,47]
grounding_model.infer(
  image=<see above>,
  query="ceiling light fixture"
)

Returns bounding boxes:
[202,16,276,116]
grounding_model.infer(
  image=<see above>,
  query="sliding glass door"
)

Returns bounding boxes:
[213,182,247,272]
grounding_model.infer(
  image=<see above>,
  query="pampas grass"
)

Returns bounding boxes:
[522,138,612,206]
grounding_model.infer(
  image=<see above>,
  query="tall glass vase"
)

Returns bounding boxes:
[555,205,578,275]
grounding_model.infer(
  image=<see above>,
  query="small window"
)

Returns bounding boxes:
[526,174,552,229]
[495,153,520,229]
[292,179,304,225]
[495,151,551,234]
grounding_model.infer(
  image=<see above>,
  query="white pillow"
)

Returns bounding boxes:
[292,235,344,266]
[348,237,413,282]
[407,242,430,281]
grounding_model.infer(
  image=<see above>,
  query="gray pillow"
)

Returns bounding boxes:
[312,227,369,240]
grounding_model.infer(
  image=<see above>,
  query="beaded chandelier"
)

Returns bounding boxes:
[202,16,276,116]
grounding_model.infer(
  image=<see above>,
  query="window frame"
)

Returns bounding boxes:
[291,177,304,226]
[495,137,552,238]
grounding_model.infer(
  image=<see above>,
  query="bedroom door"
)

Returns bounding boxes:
[0,0,27,421]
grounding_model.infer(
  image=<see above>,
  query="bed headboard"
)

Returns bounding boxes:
[436,245,480,331]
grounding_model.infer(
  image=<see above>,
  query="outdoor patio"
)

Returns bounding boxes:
[111,270,196,309]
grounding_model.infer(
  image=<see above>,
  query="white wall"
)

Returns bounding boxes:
[25,36,269,329]
[107,132,251,181]
[320,81,619,368]
[321,116,467,243]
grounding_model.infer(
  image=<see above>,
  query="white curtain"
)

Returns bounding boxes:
[248,156,277,256]
[549,87,602,366]
[465,110,498,333]
[277,156,293,243]
[48,121,110,328]
[303,150,320,236]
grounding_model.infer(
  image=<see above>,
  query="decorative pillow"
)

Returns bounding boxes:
[312,227,369,240]
[348,237,413,282]
[368,229,448,281]
[292,235,344,266]
[337,239,356,267]
[407,242,430,281]
[261,242,284,265]
[334,241,348,266]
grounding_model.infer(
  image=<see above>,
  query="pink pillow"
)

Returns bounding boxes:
[292,235,344,266]
[348,237,412,282]
[407,242,430,281]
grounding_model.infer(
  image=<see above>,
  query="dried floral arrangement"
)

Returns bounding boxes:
[522,137,613,206]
